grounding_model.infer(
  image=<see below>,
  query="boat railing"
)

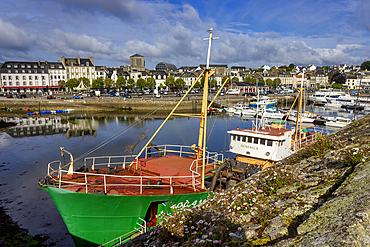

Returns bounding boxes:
[292,132,318,151]
[84,155,138,171]
[47,160,62,176]
[46,163,203,194]
[99,218,146,247]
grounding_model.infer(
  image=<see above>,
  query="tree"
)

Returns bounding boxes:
[136,78,146,89]
[174,78,186,89]
[265,78,273,87]
[104,78,114,88]
[288,64,295,72]
[231,76,239,82]
[159,83,164,89]
[78,77,90,87]
[146,77,156,89]
[209,79,217,88]
[330,72,346,84]
[360,61,370,71]
[58,80,66,92]
[126,78,135,90]
[66,78,79,89]
[332,83,343,89]
[272,78,281,88]
[165,75,175,89]
[258,79,265,85]
[116,76,126,89]
[92,78,104,88]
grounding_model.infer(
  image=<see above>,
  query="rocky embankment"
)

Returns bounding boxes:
[125,114,370,246]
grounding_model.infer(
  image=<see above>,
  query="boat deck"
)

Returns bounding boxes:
[51,155,216,196]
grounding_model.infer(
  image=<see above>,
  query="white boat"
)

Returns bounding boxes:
[241,107,257,116]
[249,97,278,108]
[225,106,236,113]
[309,90,346,104]
[286,111,319,123]
[258,108,284,119]
[324,116,352,128]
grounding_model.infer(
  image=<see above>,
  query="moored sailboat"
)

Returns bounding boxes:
[38,29,227,247]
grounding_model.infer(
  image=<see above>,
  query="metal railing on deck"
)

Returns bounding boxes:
[46,146,224,195]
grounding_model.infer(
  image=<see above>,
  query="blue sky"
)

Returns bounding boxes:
[0,0,369,69]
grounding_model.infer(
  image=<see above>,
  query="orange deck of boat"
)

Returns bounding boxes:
[56,155,215,196]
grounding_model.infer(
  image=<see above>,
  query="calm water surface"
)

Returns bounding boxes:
[0,107,364,246]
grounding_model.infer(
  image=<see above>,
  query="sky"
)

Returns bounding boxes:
[0,0,369,70]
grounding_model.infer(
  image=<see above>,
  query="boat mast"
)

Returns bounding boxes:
[294,68,305,142]
[198,28,218,189]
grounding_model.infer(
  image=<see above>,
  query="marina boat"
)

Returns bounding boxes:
[285,111,319,123]
[241,107,257,116]
[324,116,352,128]
[257,108,284,119]
[308,90,346,104]
[249,96,278,108]
[38,30,226,247]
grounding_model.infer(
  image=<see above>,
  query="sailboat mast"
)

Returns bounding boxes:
[197,29,218,189]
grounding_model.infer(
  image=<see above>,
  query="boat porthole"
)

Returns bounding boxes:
[265,152,270,156]
[246,151,250,154]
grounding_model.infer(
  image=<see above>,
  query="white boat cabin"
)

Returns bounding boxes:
[228,126,294,164]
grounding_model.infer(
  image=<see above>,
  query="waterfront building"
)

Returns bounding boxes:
[61,56,95,84]
[0,61,56,93]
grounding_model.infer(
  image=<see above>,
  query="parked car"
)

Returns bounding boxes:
[73,95,83,99]
[17,94,27,99]
[0,92,5,97]
[120,93,132,98]
[6,94,13,98]
[242,92,256,96]
[138,91,144,96]
[164,91,168,95]
[47,95,55,99]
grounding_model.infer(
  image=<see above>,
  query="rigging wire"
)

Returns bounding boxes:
[73,105,163,163]
[206,115,217,143]
[163,106,187,146]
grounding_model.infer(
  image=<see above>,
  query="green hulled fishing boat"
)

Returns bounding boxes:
[38,29,227,246]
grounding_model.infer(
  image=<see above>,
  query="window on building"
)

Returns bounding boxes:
[16,82,19,86]
[87,68,89,72]
[35,76,38,80]
[34,65,37,68]
[29,76,32,80]
[9,82,12,86]
[83,69,85,73]
[29,81,32,85]
[14,65,18,68]
[41,70,44,73]
[22,70,25,73]
[7,64,11,68]
[51,65,55,69]
[42,76,45,80]
[16,76,19,80]
[21,64,25,68]
[67,68,69,73]
[23,81,26,86]
[35,81,38,85]
[27,65,31,68]
[2,76,5,80]
[41,65,44,68]
[3,82,6,86]
[8,76,11,80]
[28,70,31,73]
[15,70,18,73]
[23,76,26,80]
[8,70,11,73]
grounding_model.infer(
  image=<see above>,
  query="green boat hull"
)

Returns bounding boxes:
[43,187,211,246]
